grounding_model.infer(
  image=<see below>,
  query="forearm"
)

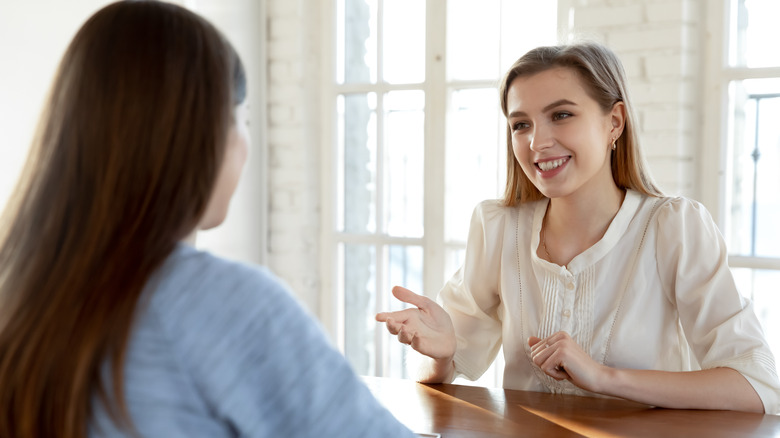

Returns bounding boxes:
[600,366,764,413]
[417,356,455,384]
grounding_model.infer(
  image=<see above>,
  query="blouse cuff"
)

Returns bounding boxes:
[453,349,484,382]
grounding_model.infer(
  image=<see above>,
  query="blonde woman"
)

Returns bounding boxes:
[378,42,779,414]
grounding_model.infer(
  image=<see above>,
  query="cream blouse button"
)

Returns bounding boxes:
[562,309,571,318]
[566,282,575,290]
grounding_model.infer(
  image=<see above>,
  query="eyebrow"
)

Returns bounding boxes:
[508,99,577,118]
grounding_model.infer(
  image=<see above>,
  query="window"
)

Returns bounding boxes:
[322,0,557,385]
[704,0,780,355]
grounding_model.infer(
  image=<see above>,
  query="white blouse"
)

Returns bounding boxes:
[439,190,780,414]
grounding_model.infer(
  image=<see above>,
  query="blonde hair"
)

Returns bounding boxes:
[498,41,663,206]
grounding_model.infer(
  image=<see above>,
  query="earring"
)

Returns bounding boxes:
[611,138,617,150]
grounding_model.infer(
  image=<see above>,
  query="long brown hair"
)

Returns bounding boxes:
[0,1,244,436]
[498,41,663,206]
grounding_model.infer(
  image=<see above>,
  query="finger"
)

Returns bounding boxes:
[376,306,422,324]
[531,340,552,357]
[392,286,432,310]
[397,327,416,346]
[540,354,570,381]
[384,318,402,335]
[528,336,542,348]
[531,342,554,366]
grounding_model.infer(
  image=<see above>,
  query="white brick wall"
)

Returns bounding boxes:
[265,0,322,314]
[265,0,709,318]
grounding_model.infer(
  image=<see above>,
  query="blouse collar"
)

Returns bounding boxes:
[530,190,643,275]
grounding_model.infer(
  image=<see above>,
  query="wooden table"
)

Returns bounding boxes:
[364,376,780,437]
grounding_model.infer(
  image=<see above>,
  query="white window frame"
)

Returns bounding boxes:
[318,0,451,371]
[319,0,516,385]
[701,0,780,273]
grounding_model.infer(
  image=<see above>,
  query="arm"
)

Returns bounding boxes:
[163,252,416,437]
[377,201,506,382]
[529,333,763,412]
[528,199,776,413]
[376,286,457,383]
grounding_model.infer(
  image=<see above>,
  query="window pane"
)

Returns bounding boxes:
[444,246,465,282]
[383,0,425,84]
[339,93,377,234]
[729,0,780,68]
[732,268,780,361]
[445,88,504,242]
[384,90,424,237]
[727,79,780,257]
[343,243,377,375]
[384,245,423,378]
[447,0,501,81]
[339,0,377,83]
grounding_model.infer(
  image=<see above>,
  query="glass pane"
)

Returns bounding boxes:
[343,243,377,375]
[339,0,377,83]
[384,90,424,237]
[445,88,504,242]
[729,0,780,68]
[732,268,780,362]
[339,93,377,234]
[499,0,558,73]
[383,0,425,84]
[384,245,423,379]
[727,79,780,257]
[447,0,500,81]
[444,246,466,283]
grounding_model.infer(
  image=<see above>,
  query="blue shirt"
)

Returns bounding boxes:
[89,244,415,437]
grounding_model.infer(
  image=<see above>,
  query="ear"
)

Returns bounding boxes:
[609,101,626,139]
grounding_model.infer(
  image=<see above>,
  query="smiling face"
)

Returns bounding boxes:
[506,67,624,201]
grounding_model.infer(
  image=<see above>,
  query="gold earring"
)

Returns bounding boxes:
[611,138,617,150]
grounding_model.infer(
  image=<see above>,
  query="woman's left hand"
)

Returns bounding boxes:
[528,331,609,393]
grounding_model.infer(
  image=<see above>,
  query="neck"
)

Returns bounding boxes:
[541,185,626,266]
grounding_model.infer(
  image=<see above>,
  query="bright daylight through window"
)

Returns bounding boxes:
[330,0,556,384]
[724,0,780,358]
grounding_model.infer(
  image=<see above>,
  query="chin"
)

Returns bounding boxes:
[198,212,228,231]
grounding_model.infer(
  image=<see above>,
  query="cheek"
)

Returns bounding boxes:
[511,135,531,163]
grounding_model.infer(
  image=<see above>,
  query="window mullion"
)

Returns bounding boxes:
[423,0,447,297]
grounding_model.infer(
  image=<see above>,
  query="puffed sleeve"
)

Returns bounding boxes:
[438,200,506,381]
[655,197,780,414]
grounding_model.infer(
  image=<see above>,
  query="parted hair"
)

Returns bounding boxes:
[0,1,245,436]
[498,41,663,206]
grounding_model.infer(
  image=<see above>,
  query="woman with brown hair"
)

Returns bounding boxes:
[0,1,414,437]
[378,41,780,414]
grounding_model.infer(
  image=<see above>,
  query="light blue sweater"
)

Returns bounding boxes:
[89,244,415,437]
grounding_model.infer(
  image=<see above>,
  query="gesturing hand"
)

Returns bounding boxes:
[528,331,609,393]
[375,286,456,361]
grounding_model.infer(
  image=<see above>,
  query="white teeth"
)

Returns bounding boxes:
[538,158,567,171]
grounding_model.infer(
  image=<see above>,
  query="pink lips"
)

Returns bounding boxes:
[535,156,570,178]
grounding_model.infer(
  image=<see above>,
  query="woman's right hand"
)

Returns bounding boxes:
[375,286,456,361]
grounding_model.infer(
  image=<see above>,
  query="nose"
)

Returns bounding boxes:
[529,124,554,152]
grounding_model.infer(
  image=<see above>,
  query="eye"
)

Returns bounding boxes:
[552,111,572,121]
[511,121,530,131]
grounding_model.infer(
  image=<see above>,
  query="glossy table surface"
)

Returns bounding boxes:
[364,376,780,437]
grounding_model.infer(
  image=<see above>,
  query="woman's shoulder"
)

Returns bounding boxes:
[647,194,715,226]
[144,244,298,334]
[472,198,539,223]
[155,244,284,295]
